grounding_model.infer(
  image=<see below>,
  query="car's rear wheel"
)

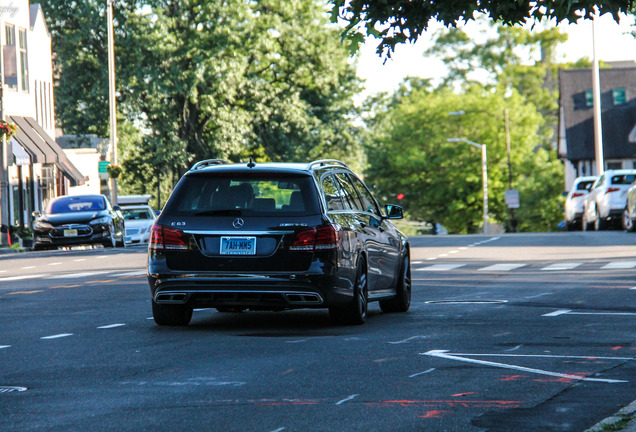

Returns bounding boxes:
[152,300,193,326]
[380,254,411,313]
[330,259,368,325]
[622,208,635,232]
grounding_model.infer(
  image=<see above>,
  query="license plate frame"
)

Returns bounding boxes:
[63,229,78,237]
[220,236,256,255]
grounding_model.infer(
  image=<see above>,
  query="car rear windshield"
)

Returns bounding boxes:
[611,175,636,185]
[47,196,106,213]
[576,181,595,190]
[163,173,321,216]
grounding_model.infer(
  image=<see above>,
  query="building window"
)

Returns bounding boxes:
[18,28,28,92]
[3,24,17,90]
[613,88,626,105]
[606,161,623,170]
[585,89,593,107]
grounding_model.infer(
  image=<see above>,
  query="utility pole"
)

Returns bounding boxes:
[107,0,118,205]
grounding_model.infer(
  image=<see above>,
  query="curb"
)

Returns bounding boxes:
[585,400,636,432]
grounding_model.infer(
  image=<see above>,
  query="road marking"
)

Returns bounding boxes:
[269,428,285,432]
[73,259,86,262]
[525,292,553,299]
[97,324,126,329]
[417,264,464,271]
[505,345,523,352]
[449,250,459,254]
[48,262,62,266]
[410,368,436,378]
[96,256,109,259]
[0,345,10,349]
[7,290,44,295]
[422,350,628,383]
[544,309,636,317]
[445,353,635,361]
[602,261,636,269]
[47,271,110,279]
[335,394,359,405]
[389,336,427,344]
[41,333,73,340]
[0,274,49,282]
[21,266,35,270]
[112,271,146,277]
[541,263,582,271]
[478,263,526,272]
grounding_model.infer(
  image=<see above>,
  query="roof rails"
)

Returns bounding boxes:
[190,159,228,170]
[306,159,349,170]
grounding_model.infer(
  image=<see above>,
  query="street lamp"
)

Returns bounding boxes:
[447,138,489,234]
[107,0,118,205]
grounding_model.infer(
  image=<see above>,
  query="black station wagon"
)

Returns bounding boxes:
[147,159,410,326]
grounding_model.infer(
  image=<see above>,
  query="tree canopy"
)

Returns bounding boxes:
[330,0,635,57]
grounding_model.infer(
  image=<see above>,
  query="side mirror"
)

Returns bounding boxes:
[385,204,404,220]
[113,205,122,211]
[562,191,568,197]
[32,211,41,218]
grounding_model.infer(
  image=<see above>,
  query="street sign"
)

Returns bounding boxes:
[505,189,520,208]
[98,161,110,173]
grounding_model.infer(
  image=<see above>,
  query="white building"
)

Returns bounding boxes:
[0,0,84,240]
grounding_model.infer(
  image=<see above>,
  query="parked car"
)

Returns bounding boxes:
[121,205,157,245]
[582,169,636,231]
[32,194,125,250]
[147,159,410,326]
[564,176,597,230]
[622,182,636,232]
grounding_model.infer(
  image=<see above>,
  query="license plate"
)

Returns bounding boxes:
[63,229,78,237]
[220,236,256,255]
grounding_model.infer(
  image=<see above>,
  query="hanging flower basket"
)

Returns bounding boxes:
[106,164,122,179]
[0,120,17,140]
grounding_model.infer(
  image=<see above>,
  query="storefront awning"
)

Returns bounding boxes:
[11,139,30,166]
[10,116,52,163]
[8,115,85,186]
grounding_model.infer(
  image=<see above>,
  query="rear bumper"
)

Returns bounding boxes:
[147,273,353,310]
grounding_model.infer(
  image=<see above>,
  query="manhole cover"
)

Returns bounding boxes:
[0,386,27,394]
[425,300,508,304]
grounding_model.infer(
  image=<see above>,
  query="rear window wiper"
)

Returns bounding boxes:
[193,209,242,216]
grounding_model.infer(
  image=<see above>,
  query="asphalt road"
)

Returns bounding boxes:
[1,232,636,432]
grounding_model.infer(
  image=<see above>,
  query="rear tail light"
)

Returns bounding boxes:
[149,225,189,251]
[606,187,621,193]
[290,224,342,251]
[571,192,585,198]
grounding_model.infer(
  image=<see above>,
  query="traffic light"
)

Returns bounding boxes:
[397,193,404,200]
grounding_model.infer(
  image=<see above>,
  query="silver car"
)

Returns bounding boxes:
[564,176,597,231]
[582,169,636,231]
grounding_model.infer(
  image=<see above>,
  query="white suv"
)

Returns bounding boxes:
[564,176,597,231]
[582,169,636,231]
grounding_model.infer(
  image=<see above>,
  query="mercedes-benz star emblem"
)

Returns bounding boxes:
[232,218,245,229]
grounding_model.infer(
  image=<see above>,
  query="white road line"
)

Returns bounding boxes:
[449,250,459,254]
[389,335,427,345]
[416,264,465,271]
[505,345,523,352]
[48,262,62,266]
[422,350,628,383]
[41,333,73,340]
[525,292,554,299]
[47,271,110,279]
[21,266,35,270]
[269,428,285,432]
[602,261,636,269]
[445,353,636,361]
[409,368,436,378]
[97,324,126,329]
[0,345,10,349]
[96,256,109,259]
[543,309,572,317]
[335,394,359,405]
[478,263,526,272]
[111,271,146,277]
[541,263,582,271]
[73,259,86,262]
[0,270,5,273]
[0,274,49,282]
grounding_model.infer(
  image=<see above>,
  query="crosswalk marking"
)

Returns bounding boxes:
[540,263,582,271]
[601,261,636,269]
[0,274,49,282]
[478,264,526,272]
[417,264,465,271]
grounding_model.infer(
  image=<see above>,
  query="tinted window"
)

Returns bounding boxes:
[334,173,364,211]
[322,175,345,211]
[47,196,106,213]
[611,175,635,185]
[164,174,320,216]
[576,181,594,191]
[349,175,381,217]
[122,208,154,220]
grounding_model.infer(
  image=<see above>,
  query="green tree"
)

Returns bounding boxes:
[365,84,563,233]
[329,0,634,57]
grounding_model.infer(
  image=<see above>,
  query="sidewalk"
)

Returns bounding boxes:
[585,400,636,431]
